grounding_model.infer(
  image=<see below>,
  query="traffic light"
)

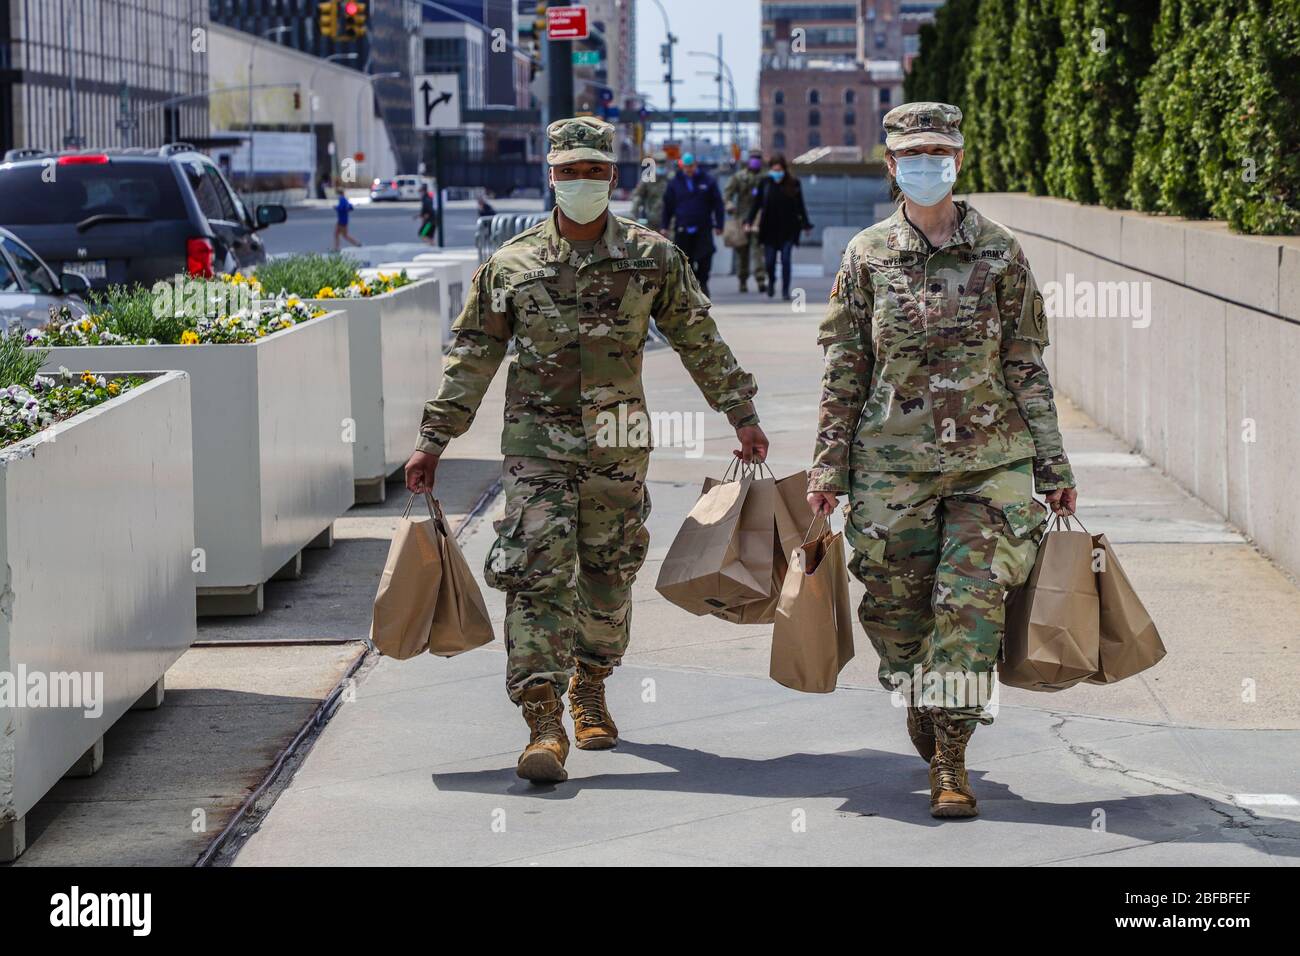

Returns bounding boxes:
[342,1,367,39]
[535,2,547,36]
[317,1,338,38]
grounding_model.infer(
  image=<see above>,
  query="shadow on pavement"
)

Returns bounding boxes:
[430,739,1300,851]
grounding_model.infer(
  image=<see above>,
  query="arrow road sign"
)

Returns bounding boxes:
[413,74,460,131]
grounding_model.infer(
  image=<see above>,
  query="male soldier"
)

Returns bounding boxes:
[630,150,670,234]
[806,102,1076,818]
[723,148,768,293]
[406,117,768,784]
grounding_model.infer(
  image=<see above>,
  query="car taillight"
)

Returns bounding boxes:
[186,237,214,277]
[58,154,109,165]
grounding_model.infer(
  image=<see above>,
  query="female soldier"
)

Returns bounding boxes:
[806,102,1078,819]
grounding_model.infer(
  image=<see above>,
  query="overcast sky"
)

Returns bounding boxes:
[634,0,762,111]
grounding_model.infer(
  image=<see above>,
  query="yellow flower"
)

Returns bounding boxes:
[317,286,335,298]
[180,330,200,345]
[80,371,95,385]
[286,295,300,308]
[107,381,121,396]
[256,328,266,337]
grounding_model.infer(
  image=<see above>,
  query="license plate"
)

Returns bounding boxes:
[67,260,106,280]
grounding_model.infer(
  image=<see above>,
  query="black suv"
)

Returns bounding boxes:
[0,144,287,290]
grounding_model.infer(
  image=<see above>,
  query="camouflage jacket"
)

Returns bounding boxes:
[723,168,764,219]
[630,178,667,227]
[809,202,1074,494]
[417,210,759,462]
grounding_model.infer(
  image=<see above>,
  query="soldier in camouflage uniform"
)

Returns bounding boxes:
[630,150,670,234]
[723,149,768,293]
[806,102,1078,819]
[407,117,768,784]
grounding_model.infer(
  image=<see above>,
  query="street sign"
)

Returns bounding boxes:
[546,5,589,40]
[413,73,459,131]
[571,50,600,66]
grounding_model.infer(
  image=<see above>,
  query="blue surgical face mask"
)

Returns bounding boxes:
[894,153,957,206]
[769,169,785,182]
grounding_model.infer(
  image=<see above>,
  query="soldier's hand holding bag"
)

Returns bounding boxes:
[770,514,856,693]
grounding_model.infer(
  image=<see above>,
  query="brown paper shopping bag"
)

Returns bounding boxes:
[770,516,856,693]
[370,495,493,659]
[656,462,776,615]
[712,468,814,625]
[1086,532,1166,684]
[1000,516,1100,691]
[371,494,445,659]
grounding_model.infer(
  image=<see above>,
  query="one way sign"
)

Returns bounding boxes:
[413,74,459,131]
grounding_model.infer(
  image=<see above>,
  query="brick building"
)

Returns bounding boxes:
[758,0,939,158]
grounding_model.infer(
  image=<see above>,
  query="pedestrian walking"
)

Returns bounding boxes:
[745,154,812,301]
[807,102,1078,819]
[723,149,768,293]
[405,117,768,785]
[662,152,724,296]
[417,187,437,245]
[630,150,670,234]
[332,188,361,251]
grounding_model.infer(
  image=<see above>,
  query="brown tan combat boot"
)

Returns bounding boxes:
[567,660,618,750]
[517,683,570,783]
[928,710,978,819]
[906,705,936,762]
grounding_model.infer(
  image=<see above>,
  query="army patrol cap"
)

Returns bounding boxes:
[883,102,964,151]
[546,116,617,165]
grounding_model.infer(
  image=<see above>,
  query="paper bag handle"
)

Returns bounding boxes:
[401,492,447,531]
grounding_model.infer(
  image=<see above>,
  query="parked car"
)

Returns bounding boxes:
[0,226,90,332]
[0,144,288,291]
[370,175,426,201]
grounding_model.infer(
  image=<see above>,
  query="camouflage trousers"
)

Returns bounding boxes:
[845,459,1048,726]
[485,455,651,703]
[735,232,767,290]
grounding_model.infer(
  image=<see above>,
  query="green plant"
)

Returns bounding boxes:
[0,332,45,390]
[254,254,361,298]
[87,284,190,345]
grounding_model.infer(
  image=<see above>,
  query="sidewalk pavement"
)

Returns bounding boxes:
[234,273,1300,866]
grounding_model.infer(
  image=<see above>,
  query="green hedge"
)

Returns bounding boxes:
[906,0,1299,234]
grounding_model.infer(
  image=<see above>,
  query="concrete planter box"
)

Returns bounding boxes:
[305,282,442,503]
[412,254,476,342]
[33,311,354,614]
[1,371,196,861]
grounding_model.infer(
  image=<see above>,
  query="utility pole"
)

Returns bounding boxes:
[650,0,676,133]
[547,0,574,123]
[544,0,574,210]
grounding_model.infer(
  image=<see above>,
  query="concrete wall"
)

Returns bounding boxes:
[969,192,1300,578]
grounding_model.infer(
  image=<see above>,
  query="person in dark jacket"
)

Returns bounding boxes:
[662,152,725,295]
[745,154,812,300]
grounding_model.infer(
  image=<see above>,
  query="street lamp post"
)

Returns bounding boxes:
[689,49,740,156]
[648,0,676,128]
[309,52,359,197]
[248,25,291,196]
